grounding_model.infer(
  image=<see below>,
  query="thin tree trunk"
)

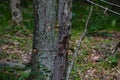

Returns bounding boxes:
[10,0,22,25]
[52,0,73,80]
[28,0,57,80]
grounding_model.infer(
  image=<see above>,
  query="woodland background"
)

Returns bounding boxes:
[0,0,120,80]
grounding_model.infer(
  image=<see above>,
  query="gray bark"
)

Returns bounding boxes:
[52,0,73,80]
[10,0,22,24]
[29,0,57,80]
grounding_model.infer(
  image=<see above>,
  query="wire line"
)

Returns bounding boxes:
[86,0,120,16]
[100,0,120,8]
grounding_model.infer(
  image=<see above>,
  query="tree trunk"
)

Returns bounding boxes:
[10,0,22,25]
[52,0,73,80]
[28,0,57,80]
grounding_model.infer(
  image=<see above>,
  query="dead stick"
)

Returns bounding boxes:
[66,6,93,80]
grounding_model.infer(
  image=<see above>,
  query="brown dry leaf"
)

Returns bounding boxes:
[2,45,9,49]
[88,53,100,62]
[87,69,96,76]
[85,69,96,78]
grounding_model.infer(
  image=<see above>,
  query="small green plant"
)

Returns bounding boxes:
[107,55,118,67]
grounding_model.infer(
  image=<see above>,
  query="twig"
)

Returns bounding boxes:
[66,6,93,80]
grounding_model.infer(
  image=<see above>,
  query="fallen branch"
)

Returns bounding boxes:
[0,60,26,70]
[66,6,93,80]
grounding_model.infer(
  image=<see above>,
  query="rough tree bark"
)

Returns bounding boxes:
[10,0,22,25]
[29,0,72,79]
[28,0,57,80]
[52,0,73,80]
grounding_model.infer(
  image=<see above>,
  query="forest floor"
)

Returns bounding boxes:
[69,31,120,80]
[0,28,32,65]
[0,30,120,80]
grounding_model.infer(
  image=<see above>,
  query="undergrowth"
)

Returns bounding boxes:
[0,1,120,80]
